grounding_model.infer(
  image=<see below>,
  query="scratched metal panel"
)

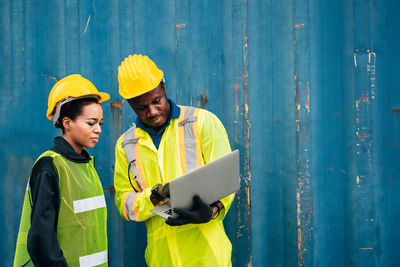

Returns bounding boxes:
[247,0,400,266]
[1,0,400,266]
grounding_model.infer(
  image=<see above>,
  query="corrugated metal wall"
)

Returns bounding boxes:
[1,0,399,266]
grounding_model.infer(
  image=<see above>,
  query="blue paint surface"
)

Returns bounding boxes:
[1,0,400,266]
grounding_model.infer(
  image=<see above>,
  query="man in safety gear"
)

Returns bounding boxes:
[114,54,235,266]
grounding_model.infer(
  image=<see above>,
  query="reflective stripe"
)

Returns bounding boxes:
[79,250,108,267]
[134,141,147,189]
[178,107,188,173]
[125,191,139,221]
[123,124,146,191]
[73,195,106,214]
[178,106,200,173]
[192,108,203,167]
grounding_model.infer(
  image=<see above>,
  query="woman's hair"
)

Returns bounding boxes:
[55,97,100,132]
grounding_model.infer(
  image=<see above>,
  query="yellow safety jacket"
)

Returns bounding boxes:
[114,105,235,267]
[14,150,108,267]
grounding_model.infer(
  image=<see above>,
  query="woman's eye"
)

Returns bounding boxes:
[88,122,95,126]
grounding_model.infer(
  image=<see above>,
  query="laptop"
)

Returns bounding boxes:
[151,150,240,218]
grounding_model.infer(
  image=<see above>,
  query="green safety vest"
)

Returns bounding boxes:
[14,150,108,267]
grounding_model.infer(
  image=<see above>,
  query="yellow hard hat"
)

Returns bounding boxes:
[118,54,164,99]
[46,74,110,121]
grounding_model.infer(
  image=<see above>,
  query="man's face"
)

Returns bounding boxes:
[128,83,170,132]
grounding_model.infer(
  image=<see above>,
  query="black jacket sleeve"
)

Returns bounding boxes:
[27,156,68,267]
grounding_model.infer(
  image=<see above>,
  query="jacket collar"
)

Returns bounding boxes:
[50,136,91,163]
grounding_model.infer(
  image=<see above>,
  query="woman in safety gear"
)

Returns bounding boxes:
[14,74,110,266]
[114,54,235,266]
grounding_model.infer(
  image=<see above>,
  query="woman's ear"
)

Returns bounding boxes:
[62,117,72,131]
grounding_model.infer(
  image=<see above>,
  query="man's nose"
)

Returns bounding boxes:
[148,105,157,116]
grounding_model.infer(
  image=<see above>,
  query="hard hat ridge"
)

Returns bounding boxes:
[118,54,164,99]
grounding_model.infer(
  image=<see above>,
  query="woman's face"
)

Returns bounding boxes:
[63,102,103,153]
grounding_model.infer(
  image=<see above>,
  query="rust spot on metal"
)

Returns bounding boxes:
[200,91,208,108]
[356,128,371,141]
[46,74,59,82]
[354,53,357,68]
[175,21,186,51]
[243,14,251,254]
[234,6,251,261]
[294,17,312,266]
[104,185,115,192]
[233,83,240,112]
[110,101,123,110]
[233,83,240,144]
[389,141,400,147]
[355,92,370,107]
[391,108,400,113]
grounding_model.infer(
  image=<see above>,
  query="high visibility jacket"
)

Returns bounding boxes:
[114,105,235,267]
[14,150,108,267]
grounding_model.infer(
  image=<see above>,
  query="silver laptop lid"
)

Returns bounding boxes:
[169,150,240,215]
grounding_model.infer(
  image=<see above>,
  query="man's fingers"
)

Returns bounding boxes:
[172,208,193,218]
[166,216,187,226]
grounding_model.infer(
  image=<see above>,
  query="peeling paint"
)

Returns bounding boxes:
[110,101,123,109]
[176,23,186,28]
[84,15,91,35]
[294,15,312,267]
[104,185,115,192]
[295,23,305,29]
[353,49,377,262]
[200,91,208,108]
[45,74,59,82]
[175,21,186,51]
[234,3,252,261]
[233,83,240,113]
[354,53,357,68]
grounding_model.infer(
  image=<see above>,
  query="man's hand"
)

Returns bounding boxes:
[150,183,170,206]
[165,195,213,226]
[160,183,170,198]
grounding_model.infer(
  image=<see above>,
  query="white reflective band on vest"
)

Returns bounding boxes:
[179,106,198,172]
[73,195,106,214]
[125,191,138,221]
[122,125,144,191]
[79,250,108,267]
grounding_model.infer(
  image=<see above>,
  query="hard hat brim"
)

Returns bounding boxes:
[46,91,110,120]
[98,92,110,103]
